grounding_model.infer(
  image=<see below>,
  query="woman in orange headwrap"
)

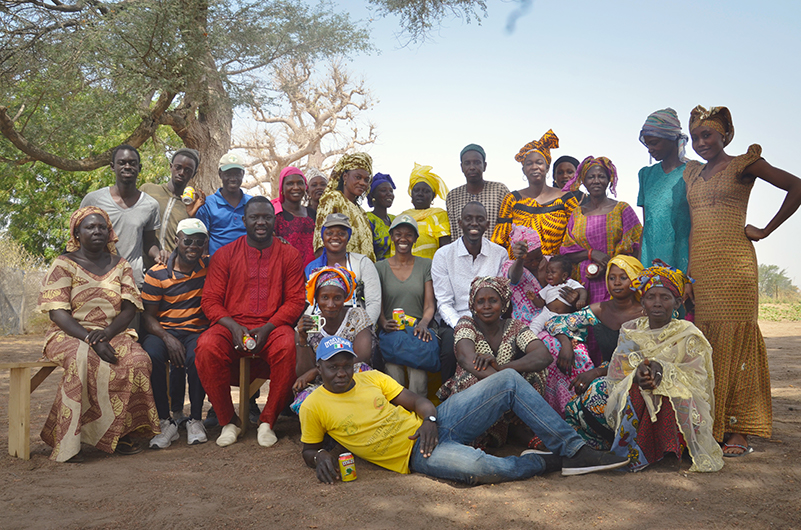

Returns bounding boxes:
[684,106,801,456]
[38,206,159,461]
[491,130,582,258]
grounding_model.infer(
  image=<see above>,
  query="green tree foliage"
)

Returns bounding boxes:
[758,263,799,301]
[0,0,487,259]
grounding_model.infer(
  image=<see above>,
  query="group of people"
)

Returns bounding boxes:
[36,105,801,486]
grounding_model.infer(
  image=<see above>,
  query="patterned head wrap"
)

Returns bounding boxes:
[67,206,118,255]
[631,259,693,299]
[689,105,734,147]
[639,108,689,161]
[564,156,618,197]
[305,167,327,181]
[469,276,512,314]
[408,163,449,202]
[321,152,373,203]
[606,255,644,299]
[272,166,306,214]
[306,266,357,305]
[367,173,395,208]
[514,129,559,165]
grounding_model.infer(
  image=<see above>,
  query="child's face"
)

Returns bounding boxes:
[546,262,569,286]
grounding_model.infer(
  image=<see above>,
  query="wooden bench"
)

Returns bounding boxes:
[0,360,59,460]
[2,357,265,460]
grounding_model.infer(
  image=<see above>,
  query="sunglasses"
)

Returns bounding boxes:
[180,237,207,247]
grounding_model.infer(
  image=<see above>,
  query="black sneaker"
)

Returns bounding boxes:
[249,397,261,426]
[561,446,629,476]
[521,449,562,473]
[203,407,219,429]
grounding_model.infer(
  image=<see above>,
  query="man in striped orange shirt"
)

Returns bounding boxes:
[142,218,210,448]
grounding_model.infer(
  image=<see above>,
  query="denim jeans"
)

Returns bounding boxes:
[409,370,585,485]
[143,331,205,420]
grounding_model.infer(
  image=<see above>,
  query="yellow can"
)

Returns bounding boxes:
[392,308,406,330]
[338,452,357,482]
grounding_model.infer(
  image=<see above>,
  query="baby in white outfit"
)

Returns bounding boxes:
[528,256,588,335]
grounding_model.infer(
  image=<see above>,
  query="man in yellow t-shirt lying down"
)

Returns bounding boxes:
[299,336,629,486]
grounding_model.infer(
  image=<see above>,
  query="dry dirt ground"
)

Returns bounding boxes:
[1,322,800,529]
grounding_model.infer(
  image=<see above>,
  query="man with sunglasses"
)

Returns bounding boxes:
[142,218,211,448]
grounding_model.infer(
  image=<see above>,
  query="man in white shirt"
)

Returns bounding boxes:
[431,201,508,379]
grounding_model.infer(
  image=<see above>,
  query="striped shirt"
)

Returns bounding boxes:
[142,254,209,333]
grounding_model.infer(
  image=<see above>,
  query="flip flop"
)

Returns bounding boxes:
[115,437,144,456]
[722,443,754,457]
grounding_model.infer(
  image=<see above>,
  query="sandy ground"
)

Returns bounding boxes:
[1,322,800,529]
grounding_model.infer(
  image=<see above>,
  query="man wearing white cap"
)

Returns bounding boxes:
[142,218,211,447]
[196,152,253,255]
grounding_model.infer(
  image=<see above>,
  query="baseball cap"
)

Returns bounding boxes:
[315,336,357,362]
[176,218,208,236]
[322,213,351,229]
[389,214,419,236]
[218,152,245,172]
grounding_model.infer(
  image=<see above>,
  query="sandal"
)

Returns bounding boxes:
[115,436,144,455]
[722,443,754,457]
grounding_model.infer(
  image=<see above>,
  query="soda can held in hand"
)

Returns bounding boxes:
[339,452,357,482]
[242,334,256,351]
[392,308,406,331]
[181,186,196,205]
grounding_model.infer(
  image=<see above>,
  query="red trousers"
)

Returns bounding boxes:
[196,323,295,427]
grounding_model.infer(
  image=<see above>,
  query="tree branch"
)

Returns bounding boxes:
[0,91,176,170]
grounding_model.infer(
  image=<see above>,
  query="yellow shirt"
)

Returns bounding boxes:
[400,208,450,260]
[300,371,424,474]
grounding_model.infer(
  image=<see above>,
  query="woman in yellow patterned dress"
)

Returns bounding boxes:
[38,207,159,461]
[684,106,801,456]
[400,163,451,259]
[491,130,581,257]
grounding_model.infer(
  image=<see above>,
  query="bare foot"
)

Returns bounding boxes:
[723,433,749,455]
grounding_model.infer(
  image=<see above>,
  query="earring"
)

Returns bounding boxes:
[672,309,679,319]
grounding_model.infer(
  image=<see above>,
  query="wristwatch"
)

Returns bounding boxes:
[426,416,437,423]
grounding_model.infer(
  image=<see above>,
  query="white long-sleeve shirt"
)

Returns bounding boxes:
[431,237,508,328]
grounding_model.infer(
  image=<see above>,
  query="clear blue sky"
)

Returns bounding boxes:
[242,0,801,282]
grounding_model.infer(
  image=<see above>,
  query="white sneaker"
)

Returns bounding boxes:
[149,419,179,449]
[216,423,242,447]
[257,423,278,447]
[186,418,207,445]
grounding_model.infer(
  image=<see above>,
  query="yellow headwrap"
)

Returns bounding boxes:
[408,162,448,202]
[515,129,559,165]
[689,106,734,147]
[606,255,644,298]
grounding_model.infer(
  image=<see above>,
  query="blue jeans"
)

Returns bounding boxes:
[143,331,205,420]
[409,370,585,485]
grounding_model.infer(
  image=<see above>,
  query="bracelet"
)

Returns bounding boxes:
[313,448,326,463]
[296,342,309,348]
[587,248,593,262]
[84,333,90,342]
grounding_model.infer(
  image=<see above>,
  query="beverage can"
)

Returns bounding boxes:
[338,452,357,482]
[181,186,196,205]
[242,334,256,350]
[392,308,406,330]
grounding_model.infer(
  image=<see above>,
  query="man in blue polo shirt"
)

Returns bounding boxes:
[196,152,253,255]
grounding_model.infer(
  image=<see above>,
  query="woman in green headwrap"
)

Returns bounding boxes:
[313,153,377,261]
[400,162,451,259]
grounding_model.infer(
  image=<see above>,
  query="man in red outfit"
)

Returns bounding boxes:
[196,196,305,447]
